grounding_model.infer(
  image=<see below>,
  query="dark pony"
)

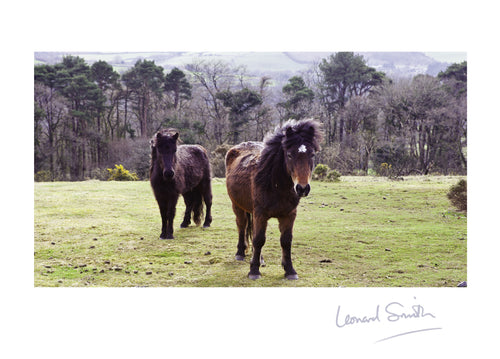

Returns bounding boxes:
[225,119,323,279]
[150,129,212,239]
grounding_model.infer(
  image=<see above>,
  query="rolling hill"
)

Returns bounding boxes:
[34,51,466,79]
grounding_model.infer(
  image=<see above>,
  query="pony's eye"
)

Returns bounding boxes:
[287,152,293,159]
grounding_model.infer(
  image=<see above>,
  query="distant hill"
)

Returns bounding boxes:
[34,51,466,79]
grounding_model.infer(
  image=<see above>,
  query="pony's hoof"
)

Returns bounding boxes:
[160,235,174,240]
[285,273,299,280]
[203,224,211,228]
[235,255,245,261]
[180,223,189,228]
[248,273,261,280]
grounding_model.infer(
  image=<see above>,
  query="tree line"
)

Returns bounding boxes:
[34,53,466,180]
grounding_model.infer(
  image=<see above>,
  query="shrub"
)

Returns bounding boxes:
[326,169,341,182]
[210,144,232,178]
[378,162,393,177]
[313,164,330,180]
[373,144,415,176]
[107,164,139,181]
[447,179,467,212]
[315,145,357,175]
[314,164,341,182]
[35,170,52,182]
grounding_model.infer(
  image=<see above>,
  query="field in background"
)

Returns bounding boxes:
[34,176,467,287]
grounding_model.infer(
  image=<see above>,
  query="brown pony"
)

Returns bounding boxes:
[150,129,212,239]
[225,119,323,279]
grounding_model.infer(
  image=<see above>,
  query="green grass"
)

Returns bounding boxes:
[34,176,467,287]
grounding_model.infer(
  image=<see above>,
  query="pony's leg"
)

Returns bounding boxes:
[158,202,171,240]
[233,204,248,261]
[202,183,213,228]
[278,211,298,280]
[165,196,178,239]
[180,191,194,228]
[248,213,268,280]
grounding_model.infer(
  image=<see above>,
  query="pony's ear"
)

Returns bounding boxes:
[306,124,315,135]
[151,132,161,147]
[150,135,156,147]
[286,126,295,137]
[172,132,179,141]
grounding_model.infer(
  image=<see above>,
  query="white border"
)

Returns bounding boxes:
[4,0,498,357]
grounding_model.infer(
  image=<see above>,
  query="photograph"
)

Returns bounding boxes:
[34,51,467,288]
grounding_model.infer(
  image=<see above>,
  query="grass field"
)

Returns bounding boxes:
[34,176,467,287]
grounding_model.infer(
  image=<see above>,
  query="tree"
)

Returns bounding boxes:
[375,75,466,175]
[340,96,379,172]
[278,76,314,121]
[34,82,69,178]
[90,60,121,165]
[91,60,119,92]
[252,76,275,140]
[161,68,195,140]
[34,63,58,89]
[437,61,467,171]
[317,52,386,144]
[122,60,165,137]
[186,60,246,145]
[164,67,192,110]
[34,56,109,180]
[216,88,262,143]
[35,64,65,178]
[438,61,467,98]
[54,56,106,179]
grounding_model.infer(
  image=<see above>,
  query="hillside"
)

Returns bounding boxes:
[34,51,466,79]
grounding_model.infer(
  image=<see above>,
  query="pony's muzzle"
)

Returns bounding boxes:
[163,169,175,180]
[295,183,310,197]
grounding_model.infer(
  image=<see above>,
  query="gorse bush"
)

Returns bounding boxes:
[313,164,329,179]
[313,164,341,182]
[378,162,393,177]
[327,169,341,182]
[447,179,467,212]
[107,164,139,181]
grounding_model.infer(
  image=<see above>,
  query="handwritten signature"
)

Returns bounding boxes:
[335,298,441,342]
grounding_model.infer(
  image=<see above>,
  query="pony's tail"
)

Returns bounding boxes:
[192,191,204,226]
[245,212,252,252]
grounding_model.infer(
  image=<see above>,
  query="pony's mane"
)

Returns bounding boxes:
[255,119,323,189]
[279,119,323,152]
[260,119,323,163]
[150,128,180,147]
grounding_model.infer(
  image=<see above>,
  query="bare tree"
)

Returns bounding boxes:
[186,60,248,145]
[374,75,466,175]
[34,83,69,178]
